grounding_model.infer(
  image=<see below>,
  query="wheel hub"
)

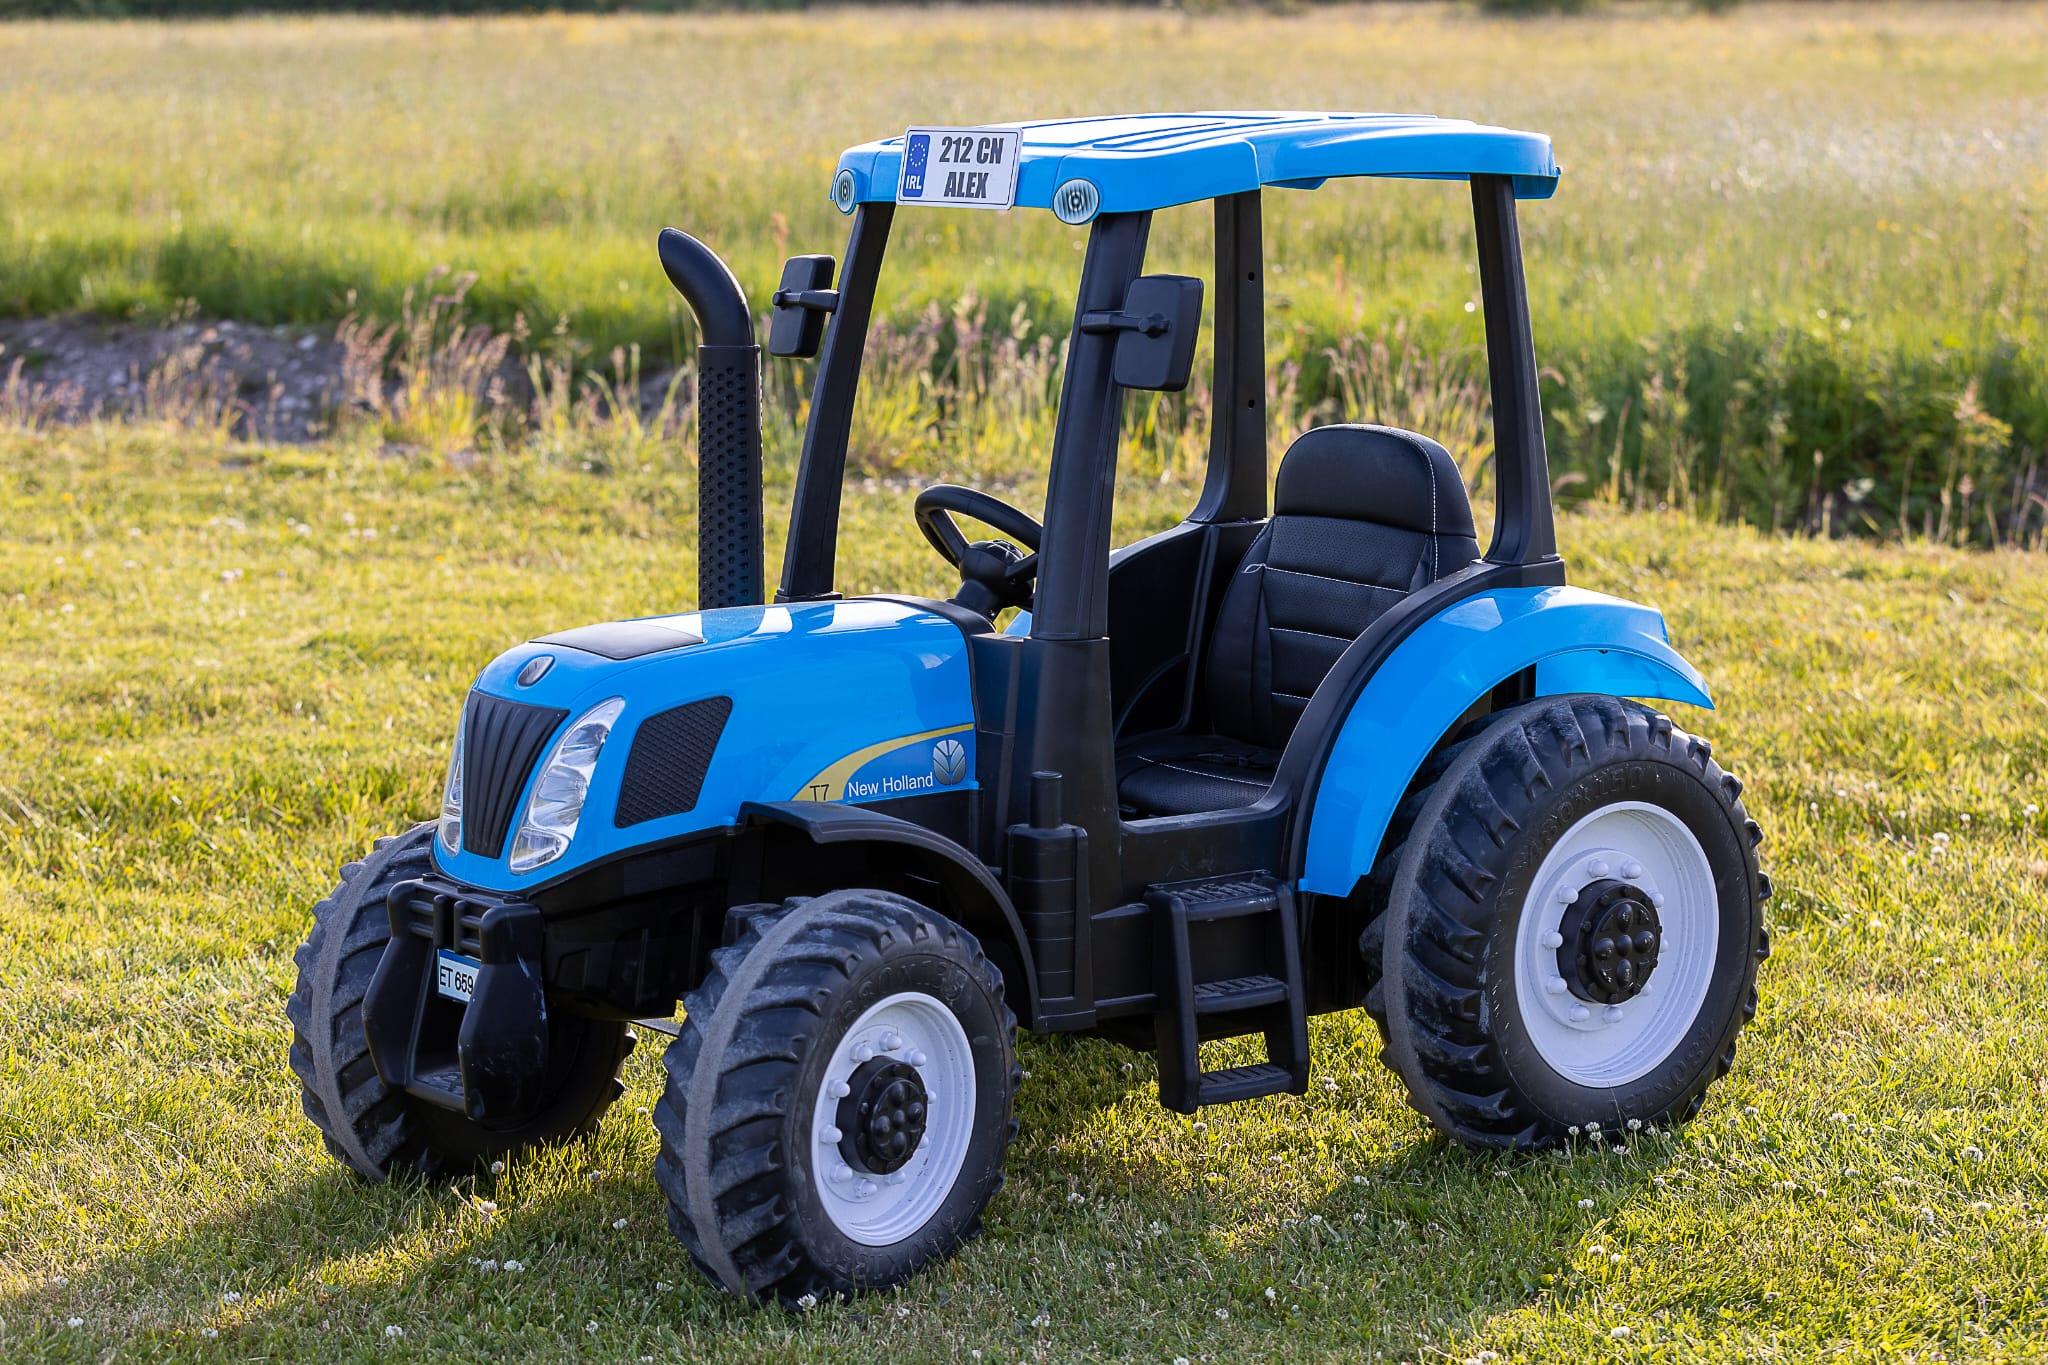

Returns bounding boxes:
[1557,878,1662,1005]
[837,1057,928,1176]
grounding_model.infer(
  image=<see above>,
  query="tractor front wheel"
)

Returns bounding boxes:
[286,823,633,1179]
[654,890,1018,1303]
[1365,695,1770,1147]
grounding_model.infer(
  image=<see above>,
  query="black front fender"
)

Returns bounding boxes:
[738,801,1041,1026]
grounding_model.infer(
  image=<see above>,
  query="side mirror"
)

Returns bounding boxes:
[1083,274,1203,393]
[767,254,837,358]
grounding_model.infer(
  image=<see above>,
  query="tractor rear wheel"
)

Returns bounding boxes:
[1364,696,1770,1147]
[286,823,633,1179]
[654,890,1018,1303]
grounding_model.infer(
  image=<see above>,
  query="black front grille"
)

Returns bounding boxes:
[614,696,732,828]
[461,690,568,858]
[392,876,505,956]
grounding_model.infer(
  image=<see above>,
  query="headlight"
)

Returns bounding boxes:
[508,697,625,874]
[437,716,465,855]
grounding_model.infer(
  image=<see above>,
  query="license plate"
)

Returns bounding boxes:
[436,949,481,1003]
[896,127,1021,210]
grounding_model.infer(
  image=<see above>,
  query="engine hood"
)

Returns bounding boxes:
[433,598,976,892]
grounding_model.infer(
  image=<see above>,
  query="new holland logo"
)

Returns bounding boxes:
[931,737,968,785]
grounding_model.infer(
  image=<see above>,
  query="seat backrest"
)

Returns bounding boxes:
[1205,424,1481,749]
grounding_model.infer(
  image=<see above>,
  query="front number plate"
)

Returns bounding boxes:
[897,127,1021,210]
[436,949,481,1003]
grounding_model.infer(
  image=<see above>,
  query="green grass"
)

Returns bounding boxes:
[3,427,2047,1360]
[2,4,2046,533]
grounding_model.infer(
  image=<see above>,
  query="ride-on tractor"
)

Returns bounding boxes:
[289,113,1770,1302]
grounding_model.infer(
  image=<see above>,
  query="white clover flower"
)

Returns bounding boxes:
[1030,1311,1050,1328]
[202,1328,219,1339]
[1175,1357,1191,1365]
[489,1160,505,1175]
[1613,1145,1629,1156]
[1577,1198,1595,1209]
[797,1293,818,1311]
[222,1291,242,1305]
[1352,1175,1369,1186]
[1264,1287,1278,1303]
[585,1320,600,1334]
[477,1200,498,1215]
[1627,1118,1642,1131]
[587,1170,607,1182]
[612,1218,629,1230]
[1191,1121,1207,1134]
[1964,1146,1986,1162]
[656,1281,671,1293]
[503,1260,525,1273]
[480,1259,498,1273]
[49,1275,68,1288]
[1215,1308,1229,1321]
[896,1304,912,1320]
[385,1326,404,1339]
[1610,1325,1632,1339]
[1067,1192,1086,1205]
[67,1318,85,1329]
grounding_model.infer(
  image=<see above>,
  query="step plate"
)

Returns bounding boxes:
[1195,1062,1296,1105]
[1192,974,1289,1014]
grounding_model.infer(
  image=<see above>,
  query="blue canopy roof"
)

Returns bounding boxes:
[832,112,1560,221]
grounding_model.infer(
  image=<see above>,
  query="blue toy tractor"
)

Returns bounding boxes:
[289,114,1770,1302]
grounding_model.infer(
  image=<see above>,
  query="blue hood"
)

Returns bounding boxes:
[434,599,976,892]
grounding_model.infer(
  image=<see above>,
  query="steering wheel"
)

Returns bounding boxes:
[913,484,1044,618]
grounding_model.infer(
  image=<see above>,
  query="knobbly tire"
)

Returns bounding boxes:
[654,890,1019,1303]
[286,823,634,1179]
[1362,695,1770,1148]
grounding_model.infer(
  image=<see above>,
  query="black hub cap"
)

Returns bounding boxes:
[1556,878,1663,1005]
[836,1057,928,1176]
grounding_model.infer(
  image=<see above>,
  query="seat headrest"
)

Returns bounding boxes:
[1274,424,1476,539]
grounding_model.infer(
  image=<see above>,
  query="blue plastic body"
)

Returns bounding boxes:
[1297,586,1711,896]
[434,600,976,893]
[834,112,1560,220]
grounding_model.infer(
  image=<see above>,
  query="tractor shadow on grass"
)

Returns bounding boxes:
[1002,1020,1675,1349]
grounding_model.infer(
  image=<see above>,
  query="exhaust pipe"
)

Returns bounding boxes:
[658,228,763,611]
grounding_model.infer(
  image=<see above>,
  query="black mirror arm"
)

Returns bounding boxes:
[1079,308,1169,337]
[773,287,840,313]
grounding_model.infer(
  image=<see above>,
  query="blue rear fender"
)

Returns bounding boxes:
[435,599,978,893]
[1298,585,1713,896]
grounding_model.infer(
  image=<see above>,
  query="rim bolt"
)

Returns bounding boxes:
[831,1080,851,1099]
[1603,1004,1626,1023]
[1620,859,1644,880]
[820,1125,842,1144]
[1587,858,1611,878]
[1540,930,1564,949]
[887,1170,907,1185]
[1568,1004,1591,1023]
[1648,888,1666,908]
[906,1049,928,1067]
[829,1162,852,1183]
[1545,974,1569,995]
[852,1042,875,1064]
[1556,885,1577,904]
[879,1030,903,1051]
[856,1179,878,1199]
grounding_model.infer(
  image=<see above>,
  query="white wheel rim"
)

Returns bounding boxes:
[810,991,977,1247]
[1512,801,1719,1087]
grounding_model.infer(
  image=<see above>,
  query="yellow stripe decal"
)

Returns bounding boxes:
[792,723,973,802]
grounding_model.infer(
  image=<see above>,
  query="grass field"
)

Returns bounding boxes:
[3,3,2047,533]
[3,428,2047,1360]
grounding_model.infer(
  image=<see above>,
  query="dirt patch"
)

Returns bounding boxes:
[0,315,359,441]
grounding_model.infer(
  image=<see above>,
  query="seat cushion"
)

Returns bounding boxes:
[1116,732,1280,819]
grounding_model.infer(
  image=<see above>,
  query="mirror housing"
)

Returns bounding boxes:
[1086,273,1203,393]
[767,254,837,358]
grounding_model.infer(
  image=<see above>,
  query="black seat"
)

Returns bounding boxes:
[1117,424,1481,819]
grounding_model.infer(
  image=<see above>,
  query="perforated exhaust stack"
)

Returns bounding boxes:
[657,228,763,610]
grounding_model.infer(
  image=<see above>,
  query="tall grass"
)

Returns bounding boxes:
[0,4,2043,539]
